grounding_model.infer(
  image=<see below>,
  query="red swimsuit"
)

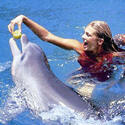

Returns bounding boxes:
[78,51,113,82]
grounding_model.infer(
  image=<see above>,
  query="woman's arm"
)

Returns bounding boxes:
[8,15,83,54]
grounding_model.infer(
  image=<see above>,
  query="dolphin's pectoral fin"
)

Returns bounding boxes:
[9,38,21,57]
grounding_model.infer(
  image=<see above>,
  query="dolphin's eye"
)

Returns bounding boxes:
[20,53,25,61]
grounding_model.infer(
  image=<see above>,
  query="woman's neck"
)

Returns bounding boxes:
[85,47,104,57]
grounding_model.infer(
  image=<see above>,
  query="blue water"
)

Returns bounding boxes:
[0,0,125,124]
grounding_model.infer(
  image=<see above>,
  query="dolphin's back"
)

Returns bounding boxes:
[23,42,90,113]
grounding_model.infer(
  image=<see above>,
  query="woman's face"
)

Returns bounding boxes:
[82,26,101,54]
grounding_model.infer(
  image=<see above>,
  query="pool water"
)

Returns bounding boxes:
[0,0,125,124]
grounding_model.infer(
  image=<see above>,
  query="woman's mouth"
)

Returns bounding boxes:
[83,40,88,46]
[83,40,88,50]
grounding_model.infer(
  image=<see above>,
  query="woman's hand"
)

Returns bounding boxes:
[8,15,25,34]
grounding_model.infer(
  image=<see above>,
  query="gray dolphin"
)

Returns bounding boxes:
[9,34,91,116]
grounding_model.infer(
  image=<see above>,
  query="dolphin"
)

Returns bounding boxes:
[9,34,92,117]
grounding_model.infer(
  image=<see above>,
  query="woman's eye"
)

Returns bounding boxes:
[86,32,91,37]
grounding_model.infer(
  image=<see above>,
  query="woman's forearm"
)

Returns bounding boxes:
[8,15,83,54]
[23,16,49,41]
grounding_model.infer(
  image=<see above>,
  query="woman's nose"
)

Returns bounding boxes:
[82,33,86,39]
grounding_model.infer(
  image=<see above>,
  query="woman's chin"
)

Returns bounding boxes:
[83,46,88,51]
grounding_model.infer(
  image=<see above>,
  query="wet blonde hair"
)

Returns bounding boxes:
[87,21,118,52]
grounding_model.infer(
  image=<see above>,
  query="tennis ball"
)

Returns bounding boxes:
[12,30,22,39]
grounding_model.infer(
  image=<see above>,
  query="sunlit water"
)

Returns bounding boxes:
[0,0,125,124]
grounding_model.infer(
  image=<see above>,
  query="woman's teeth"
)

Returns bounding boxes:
[84,40,88,45]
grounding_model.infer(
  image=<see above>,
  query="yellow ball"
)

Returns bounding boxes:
[12,30,22,39]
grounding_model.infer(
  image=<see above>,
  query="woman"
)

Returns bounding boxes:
[8,15,125,82]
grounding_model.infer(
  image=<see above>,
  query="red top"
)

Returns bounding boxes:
[78,51,113,82]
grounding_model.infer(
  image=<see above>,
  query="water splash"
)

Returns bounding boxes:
[0,61,11,72]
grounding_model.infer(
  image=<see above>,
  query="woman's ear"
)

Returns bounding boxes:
[98,38,104,45]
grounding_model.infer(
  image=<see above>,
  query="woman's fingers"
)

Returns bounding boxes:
[8,15,24,34]
[8,20,15,34]
[18,22,22,33]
